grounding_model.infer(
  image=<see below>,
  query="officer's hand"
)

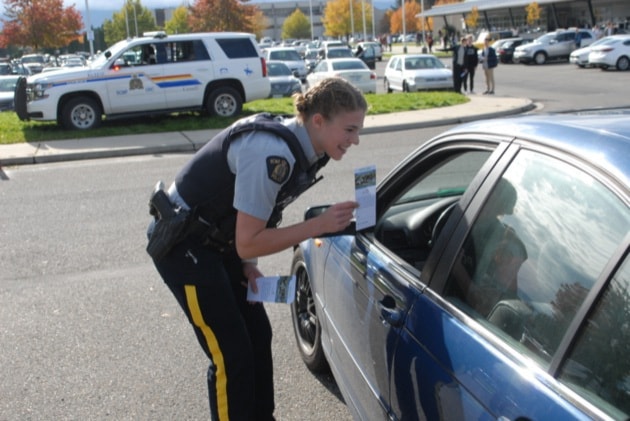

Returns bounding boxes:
[242,260,263,294]
[318,201,359,235]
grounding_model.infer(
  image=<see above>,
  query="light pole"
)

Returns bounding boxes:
[350,0,354,42]
[361,0,367,42]
[402,0,407,53]
[421,0,426,52]
[84,0,95,58]
[309,0,314,40]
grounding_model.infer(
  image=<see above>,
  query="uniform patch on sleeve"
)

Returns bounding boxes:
[266,156,290,184]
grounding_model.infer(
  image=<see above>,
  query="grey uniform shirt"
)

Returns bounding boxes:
[228,117,320,221]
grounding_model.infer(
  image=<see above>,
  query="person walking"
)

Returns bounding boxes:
[480,36,498,95]
[147,77,367,421]
[462,34,479,94]
[452,37,467,94]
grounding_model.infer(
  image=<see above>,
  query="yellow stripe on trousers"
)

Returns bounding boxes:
[185,284,229,420]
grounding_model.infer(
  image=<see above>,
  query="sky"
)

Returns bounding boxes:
[64,0,394,27]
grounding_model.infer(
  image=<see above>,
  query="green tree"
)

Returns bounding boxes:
[164,5,190,34]
[282,9,311,40]
[102,0,158,46]
[465,6,479,33]
[0,0,83,50]
[390,1,421,34]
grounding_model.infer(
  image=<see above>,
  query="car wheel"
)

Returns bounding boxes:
[403,81,410,93]
[616,56,630,71]
[206,86,242,117]
[61,96,102,130]
[534,52,547,65]
[384,78,393,93]
[290,248,329,373]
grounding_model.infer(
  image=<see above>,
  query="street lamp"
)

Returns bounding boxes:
[84,0,95,58]
[402,0,407,53]
[309,0,314,40]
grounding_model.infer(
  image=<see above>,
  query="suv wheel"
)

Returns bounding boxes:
[61,97,102,130]
[384,78,393,93]
[534,52,547,65]
[290,248,329,373]
[206,86,242,117]
[616,56,630,71]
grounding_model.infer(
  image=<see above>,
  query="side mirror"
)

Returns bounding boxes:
[304,205,357,237]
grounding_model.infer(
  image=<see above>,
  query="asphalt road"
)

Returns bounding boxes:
[1,60,628,420]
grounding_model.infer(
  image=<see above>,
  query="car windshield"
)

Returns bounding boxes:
[267,62,292,76]
[405,56,444,69]
[331,60,367,70]
[327,49,352,58]
[90,39,130,68]
[270,50,302,61]
[0,76,18,92]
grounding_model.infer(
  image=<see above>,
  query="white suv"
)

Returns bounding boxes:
[15,32,270,130]
[513,28,595,65]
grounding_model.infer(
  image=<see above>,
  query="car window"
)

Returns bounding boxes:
[444,150,630,369]
[332,60,367,70]
[558,254,630,419]
[374,149,494,269]
[216,37,258,59]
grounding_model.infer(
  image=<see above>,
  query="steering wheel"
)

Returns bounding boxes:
[430,201,458,248]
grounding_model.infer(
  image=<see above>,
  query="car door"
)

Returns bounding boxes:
[321,140,506,419]
[107,42,166,114]
[391,139,630,419]
[386,56,402,91]
[161,39,210,109]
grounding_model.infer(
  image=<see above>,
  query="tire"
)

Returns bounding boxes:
[290,248,329,374]
[61,97,102,130]
[206,86,242,118]
[616,56,630,71]
[403,81,410,93]
[534,52,547,65]
[384,78,393,93]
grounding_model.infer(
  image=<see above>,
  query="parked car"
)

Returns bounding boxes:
[355,41,383,61]
[494,37,530,63]
[15,31,271,130]
[513,28,595,64]
[20,53,47,74]
[383,54,453,92]
[266,61,302,98]
[290,110,630,421]
[306,58,377,94]
[0,75,20,111]
[473,30,516,50]
[0,62,31,75]
[588,34,630,70]
[263,47,308,82]
[323,47,353,59]
[569,36,617,67]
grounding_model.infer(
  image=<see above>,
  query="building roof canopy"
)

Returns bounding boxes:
[418,0,575,18]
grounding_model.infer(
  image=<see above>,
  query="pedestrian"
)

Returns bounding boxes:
[452,36,467,94]
[574,27,582,50]
[146,77,367,420]
[387,33,392,52]
[462,34,479,94]
[480,36,498,94]
[427,33,434,53]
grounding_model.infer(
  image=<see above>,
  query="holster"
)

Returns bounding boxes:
[146,181,191,261]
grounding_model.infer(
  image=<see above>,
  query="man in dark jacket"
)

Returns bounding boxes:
[462,34,479,94]
[452,37,467,94]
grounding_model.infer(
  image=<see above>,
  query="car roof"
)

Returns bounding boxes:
[441,112,630,185]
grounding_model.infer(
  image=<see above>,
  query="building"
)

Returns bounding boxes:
[418,0,629,36]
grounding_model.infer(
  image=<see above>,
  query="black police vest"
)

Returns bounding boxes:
[174,113,329,240]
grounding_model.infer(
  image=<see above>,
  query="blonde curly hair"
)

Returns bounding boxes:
[292,77,368,123]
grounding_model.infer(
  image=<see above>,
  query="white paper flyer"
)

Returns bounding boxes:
[354,165,377,231]
[247,275,296,304]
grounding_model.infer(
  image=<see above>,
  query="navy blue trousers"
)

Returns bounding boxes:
[154,237,275,420]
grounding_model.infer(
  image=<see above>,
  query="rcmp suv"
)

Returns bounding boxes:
[513,28,594,65]
[15,32,271,130]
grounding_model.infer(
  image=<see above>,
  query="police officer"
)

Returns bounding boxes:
[149,77,367,420]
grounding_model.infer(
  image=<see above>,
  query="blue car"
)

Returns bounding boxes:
[290,111,630,420]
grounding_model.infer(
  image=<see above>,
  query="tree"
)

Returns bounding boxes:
[164,6,191,35]
[188,0,260,33]
[102,0,158,46]
[322,0,373,39]
[526,2,541,27]
[282,9,311,40]
[465,6,479,33]
[389,1,421,35]
[246,7,267,41]
[0,0,83,51]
